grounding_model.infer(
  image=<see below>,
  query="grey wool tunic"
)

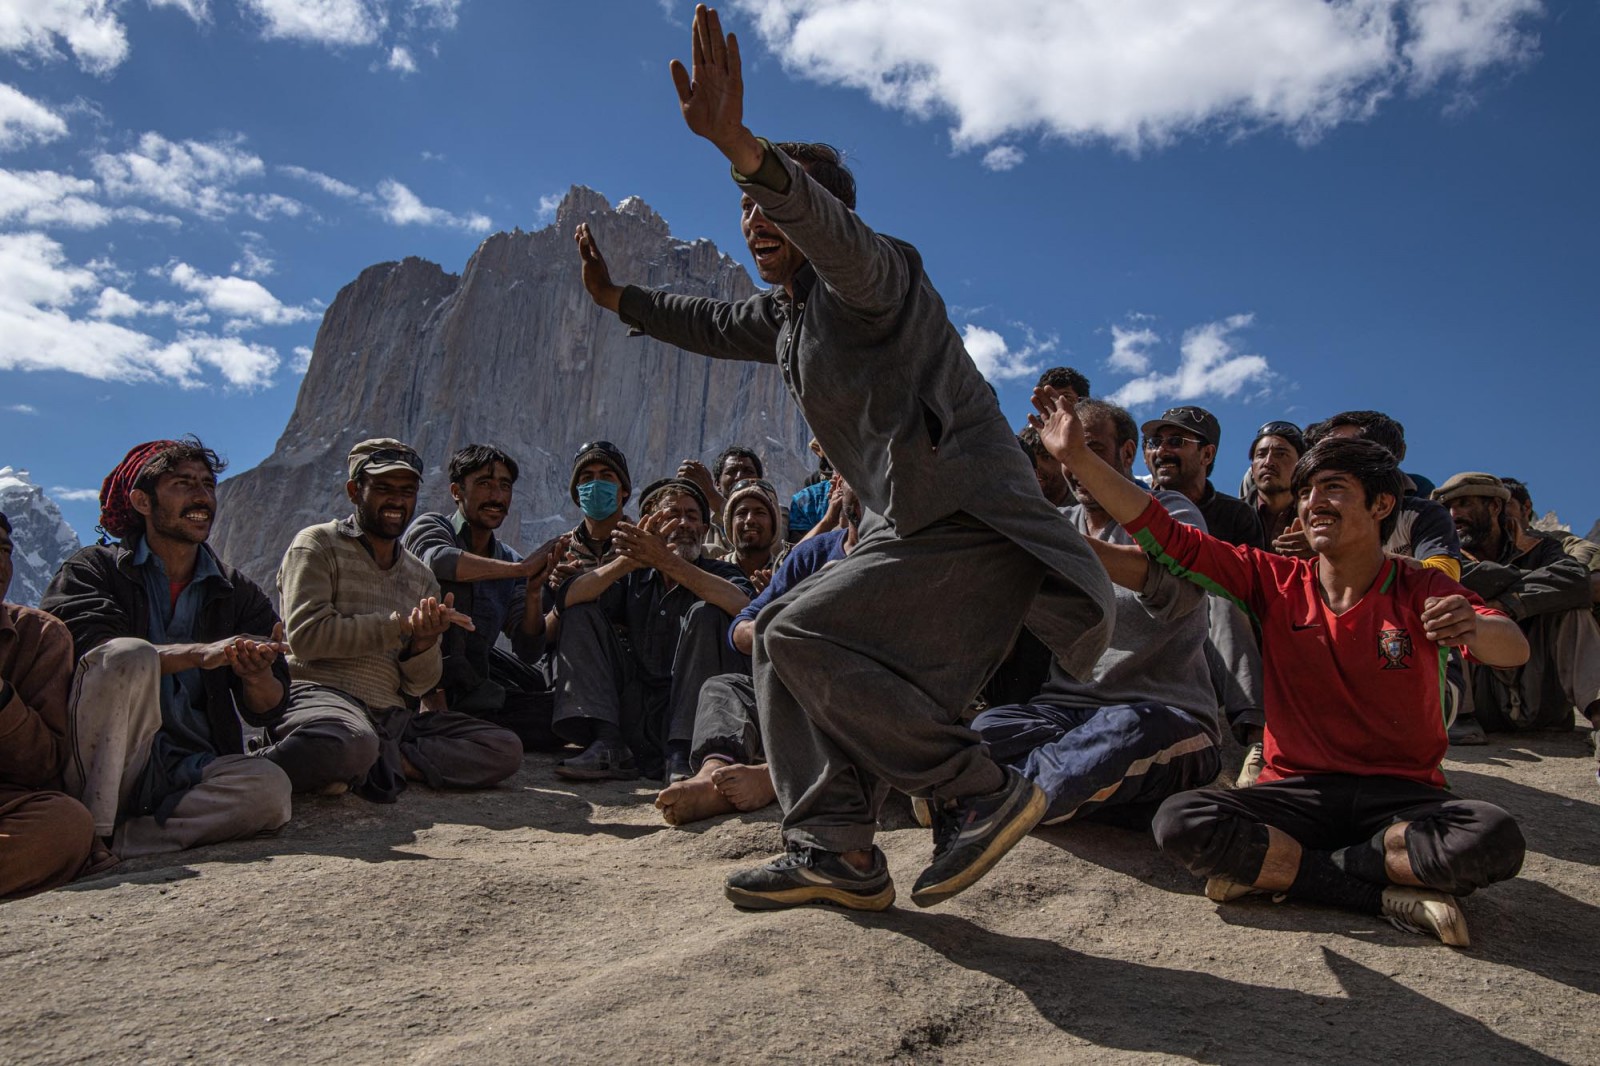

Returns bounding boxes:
[618,145,1114,680]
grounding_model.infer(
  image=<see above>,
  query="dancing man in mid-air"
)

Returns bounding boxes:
[574,4,1114,911]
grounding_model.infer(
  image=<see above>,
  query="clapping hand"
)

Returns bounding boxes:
[406,592,474,654]
[1027,386,1083,466]
[613,511,678,571]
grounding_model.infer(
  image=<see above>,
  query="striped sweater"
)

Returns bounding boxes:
[277,517,442,711]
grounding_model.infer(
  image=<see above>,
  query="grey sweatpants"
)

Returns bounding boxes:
[1206,597,1264,741]
[260,681,523,801]
[755,512,1045,853]
[691,673,764,768]
[66,638,292,856]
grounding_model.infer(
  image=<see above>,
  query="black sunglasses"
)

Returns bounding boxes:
[575,440,620,458]
[354,447,422,476]
[728,477,777,496]
[1255,420,1301,439]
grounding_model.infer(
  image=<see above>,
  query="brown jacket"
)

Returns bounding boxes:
[0,603,74,802]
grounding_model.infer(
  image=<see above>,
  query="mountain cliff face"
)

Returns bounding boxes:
[212,188,812,590]
[0,468,81,607]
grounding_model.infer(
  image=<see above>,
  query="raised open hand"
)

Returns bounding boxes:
[669,5,763,174]
[574,222,621,312]
[1027,386,1083,467]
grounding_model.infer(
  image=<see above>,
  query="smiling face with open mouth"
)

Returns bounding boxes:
[1296,469,1389,556]
[741,194,807,288]
[354,471,421,542]
[140,458,218,548]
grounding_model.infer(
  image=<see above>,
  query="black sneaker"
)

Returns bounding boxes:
[911,767,1046,908]
[554,740,640,781]
[725,843,895,912]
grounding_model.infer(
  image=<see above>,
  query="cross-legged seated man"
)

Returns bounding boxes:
[656,480,862,826]
[0,511,102,897]
[262,438,523,802]
[1035,389,1528,945]
[973,400,1222,826]
[552,477,753,783]
[42,439,294,857]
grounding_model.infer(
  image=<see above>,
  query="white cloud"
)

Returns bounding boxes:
[6,403,38,415]
[239,0,384,47]
[279,163,362,199]
[961,322,1055,382]
[166,261,316,328]
[231,233,275,278]
[406,0,461,31]
[149,0,211,21]
[48,486,101,501]
[386,44,417,73]
[292,344,313,372]
[376,178,490,231]
[733,0,1544,153]
[981,145,1025,172]
[1107,322,1159,374]
[0,0,130,74]
[0,167,186,228]
[91,132,267,218]
[1105,313,1273,408]
[0,232,281,389]
[535,192,562,223]
[0,83,68,151]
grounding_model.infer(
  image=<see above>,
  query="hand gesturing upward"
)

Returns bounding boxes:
[670,5,764,176]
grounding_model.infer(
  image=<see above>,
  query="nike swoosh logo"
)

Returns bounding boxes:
[1291,622,1320,630]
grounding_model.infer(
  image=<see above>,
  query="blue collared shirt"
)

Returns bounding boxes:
[133,537,225,790]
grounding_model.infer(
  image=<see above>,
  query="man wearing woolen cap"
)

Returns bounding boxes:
[1245,420,1306,549]
[717,476,789,593]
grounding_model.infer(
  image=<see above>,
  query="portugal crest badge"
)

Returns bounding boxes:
[1378,627,1413,670]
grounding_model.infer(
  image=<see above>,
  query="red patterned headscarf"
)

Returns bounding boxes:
[98,440,179,542]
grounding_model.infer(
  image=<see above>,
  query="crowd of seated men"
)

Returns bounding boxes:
[3,367,1595,945]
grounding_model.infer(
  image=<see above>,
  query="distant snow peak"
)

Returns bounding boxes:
[0,466,83,606]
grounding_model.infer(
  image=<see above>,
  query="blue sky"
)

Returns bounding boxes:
[1,0,1595,544]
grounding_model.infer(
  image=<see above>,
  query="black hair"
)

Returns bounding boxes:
[449,444,520,486]
[1036,366,1091,396]
[0,511,10,535]
[1289,437,1405,544]
[133,436,226,496]
[1308,410,1407,463]
[1499,476,1531,510]
[774,142,857,210]
[714,445,763,480]
[1076,398,1137,452]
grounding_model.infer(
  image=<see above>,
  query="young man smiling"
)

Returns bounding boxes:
[43,438,293,857]
[403,445,566,748]
[1033,388,1530,945]
[264,438,523,802]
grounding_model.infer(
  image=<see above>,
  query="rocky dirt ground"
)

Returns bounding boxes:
[2,730,1596,1065]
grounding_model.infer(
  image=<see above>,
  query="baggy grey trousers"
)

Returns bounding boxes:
[260,681,523,802]
[755,512,1045,853]
[66,638,292,856]
[691,673,763,769]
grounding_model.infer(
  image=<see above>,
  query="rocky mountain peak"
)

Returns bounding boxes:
[211,189,811,590]
[0,467,82,607]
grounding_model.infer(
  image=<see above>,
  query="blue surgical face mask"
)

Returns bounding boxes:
[577,480,621,521]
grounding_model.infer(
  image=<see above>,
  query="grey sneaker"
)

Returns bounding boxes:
[725,844,895,912]
[1381,886,1470,946]
[910,768,1047,908]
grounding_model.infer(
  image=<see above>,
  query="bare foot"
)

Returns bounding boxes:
[654,761,736,826]
[711,762,776,812]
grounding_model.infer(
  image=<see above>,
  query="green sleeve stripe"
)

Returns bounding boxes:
[1132,525,1259,624]
[1436,645,1451,789]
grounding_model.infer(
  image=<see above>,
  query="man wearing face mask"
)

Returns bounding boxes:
[552,478,754,783]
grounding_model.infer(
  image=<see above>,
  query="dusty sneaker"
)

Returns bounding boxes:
[725,844,895,912]
[1381,886,1470,946]
[910,768,1047,908]
[1235,743,1266,789]
[1205,876,1264,903]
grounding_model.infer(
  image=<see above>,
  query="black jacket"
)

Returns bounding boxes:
[42,542,291,760]
[1460,532,1591,623]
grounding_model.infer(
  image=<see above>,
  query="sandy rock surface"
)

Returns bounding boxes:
[3,733,1596,1065]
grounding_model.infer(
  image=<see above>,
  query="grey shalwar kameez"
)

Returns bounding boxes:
[617,145,1114,852]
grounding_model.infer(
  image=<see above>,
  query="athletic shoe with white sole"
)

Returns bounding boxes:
[1381,886,1470,946]
[910,768,1047,908]
[725,843,895,912]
